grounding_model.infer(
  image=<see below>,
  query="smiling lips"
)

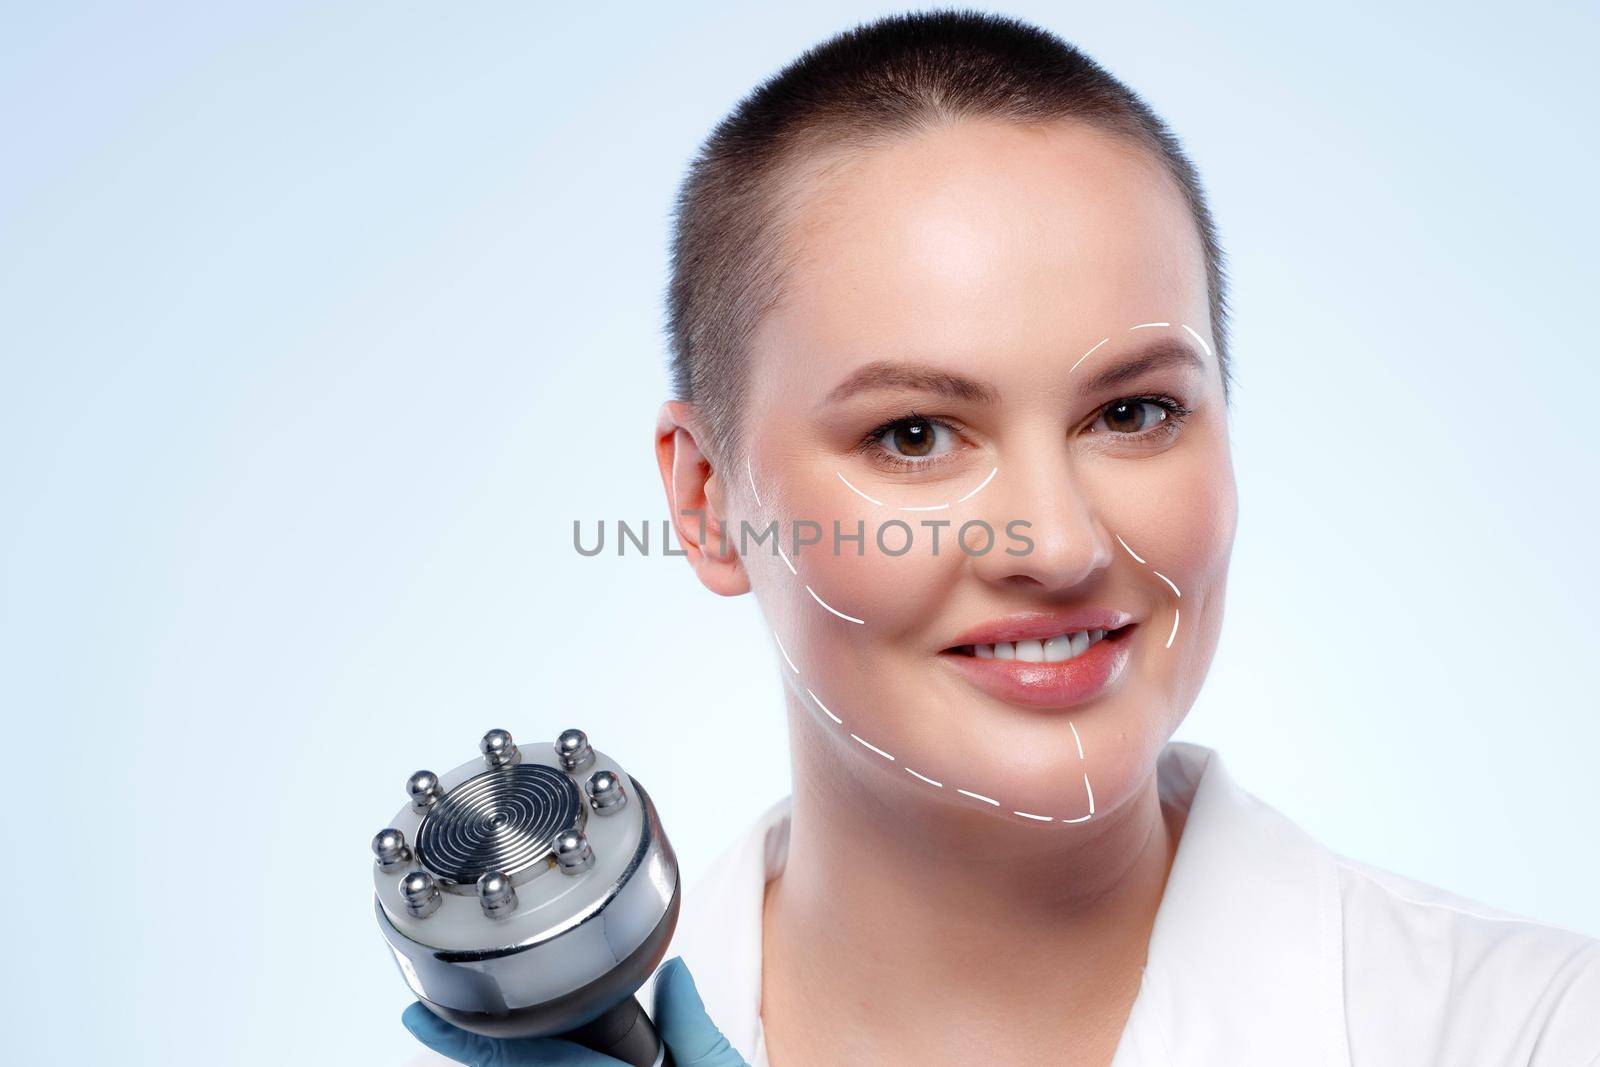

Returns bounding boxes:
[940,610,1137,709]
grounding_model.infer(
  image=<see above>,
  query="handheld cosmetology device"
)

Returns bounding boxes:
[372,728,680,1067]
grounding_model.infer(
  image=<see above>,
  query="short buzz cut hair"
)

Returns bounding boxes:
[665,8,1232,467]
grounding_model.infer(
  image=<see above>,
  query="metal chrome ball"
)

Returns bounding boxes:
[480,728,521,769]
[400,870,442,918]
[371,828,412,873]
[556,728,594,773]
[407,769,444,813]
[585,769,626,814]
[554,829,595,875]
[477,870,519,919]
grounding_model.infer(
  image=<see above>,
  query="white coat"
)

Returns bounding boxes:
[637,740,1600,1066]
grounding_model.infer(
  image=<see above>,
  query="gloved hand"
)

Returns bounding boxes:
[401,956,749,1067]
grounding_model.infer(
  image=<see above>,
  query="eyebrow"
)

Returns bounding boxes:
[822,361,1002,407]
[819,336,1207,407]
[1079,336,1207,393]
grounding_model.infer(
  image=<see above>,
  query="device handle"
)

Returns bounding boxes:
[556,995,672,1067]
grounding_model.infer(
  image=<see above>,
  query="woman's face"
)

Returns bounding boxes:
[710,118,1235,828]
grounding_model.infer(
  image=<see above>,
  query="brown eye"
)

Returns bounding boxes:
[1096,399,1169,434]
[870,416,958,465]
[891,419,936,456]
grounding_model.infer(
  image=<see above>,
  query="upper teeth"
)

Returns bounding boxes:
[973,630,1107,663]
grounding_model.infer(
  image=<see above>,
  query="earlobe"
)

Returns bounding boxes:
[654,400,751,597]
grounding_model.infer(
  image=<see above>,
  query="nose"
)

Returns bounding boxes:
[966,442,1113,593]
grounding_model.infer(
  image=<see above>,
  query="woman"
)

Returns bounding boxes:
[405,11,1600,1065]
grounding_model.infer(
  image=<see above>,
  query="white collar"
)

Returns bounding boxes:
[654,741,1351,1066]
[1112,741,1351,1065]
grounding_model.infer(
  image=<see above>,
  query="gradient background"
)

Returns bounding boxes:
[2,2,1596,1063]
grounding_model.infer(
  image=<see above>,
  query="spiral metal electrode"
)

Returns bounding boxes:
[372,727,680,1067]
[413,763,581,889]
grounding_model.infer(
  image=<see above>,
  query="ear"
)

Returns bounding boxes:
[655,400,751,597]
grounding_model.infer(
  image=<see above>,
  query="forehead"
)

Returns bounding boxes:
[753,119,1209,382]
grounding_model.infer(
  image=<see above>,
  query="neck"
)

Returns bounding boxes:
[761,698,1183,1063]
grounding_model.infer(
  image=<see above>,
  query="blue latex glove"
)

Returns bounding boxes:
[401,956,749,1067]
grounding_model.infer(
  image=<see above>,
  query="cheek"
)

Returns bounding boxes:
[1091,422,1236,601]
[1088,420,1237,720]
[744,461,961,679]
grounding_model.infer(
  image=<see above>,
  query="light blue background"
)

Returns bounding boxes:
[2,2,1595,1063]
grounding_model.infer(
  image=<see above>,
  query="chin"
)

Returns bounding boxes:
[802,654,1176,829]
